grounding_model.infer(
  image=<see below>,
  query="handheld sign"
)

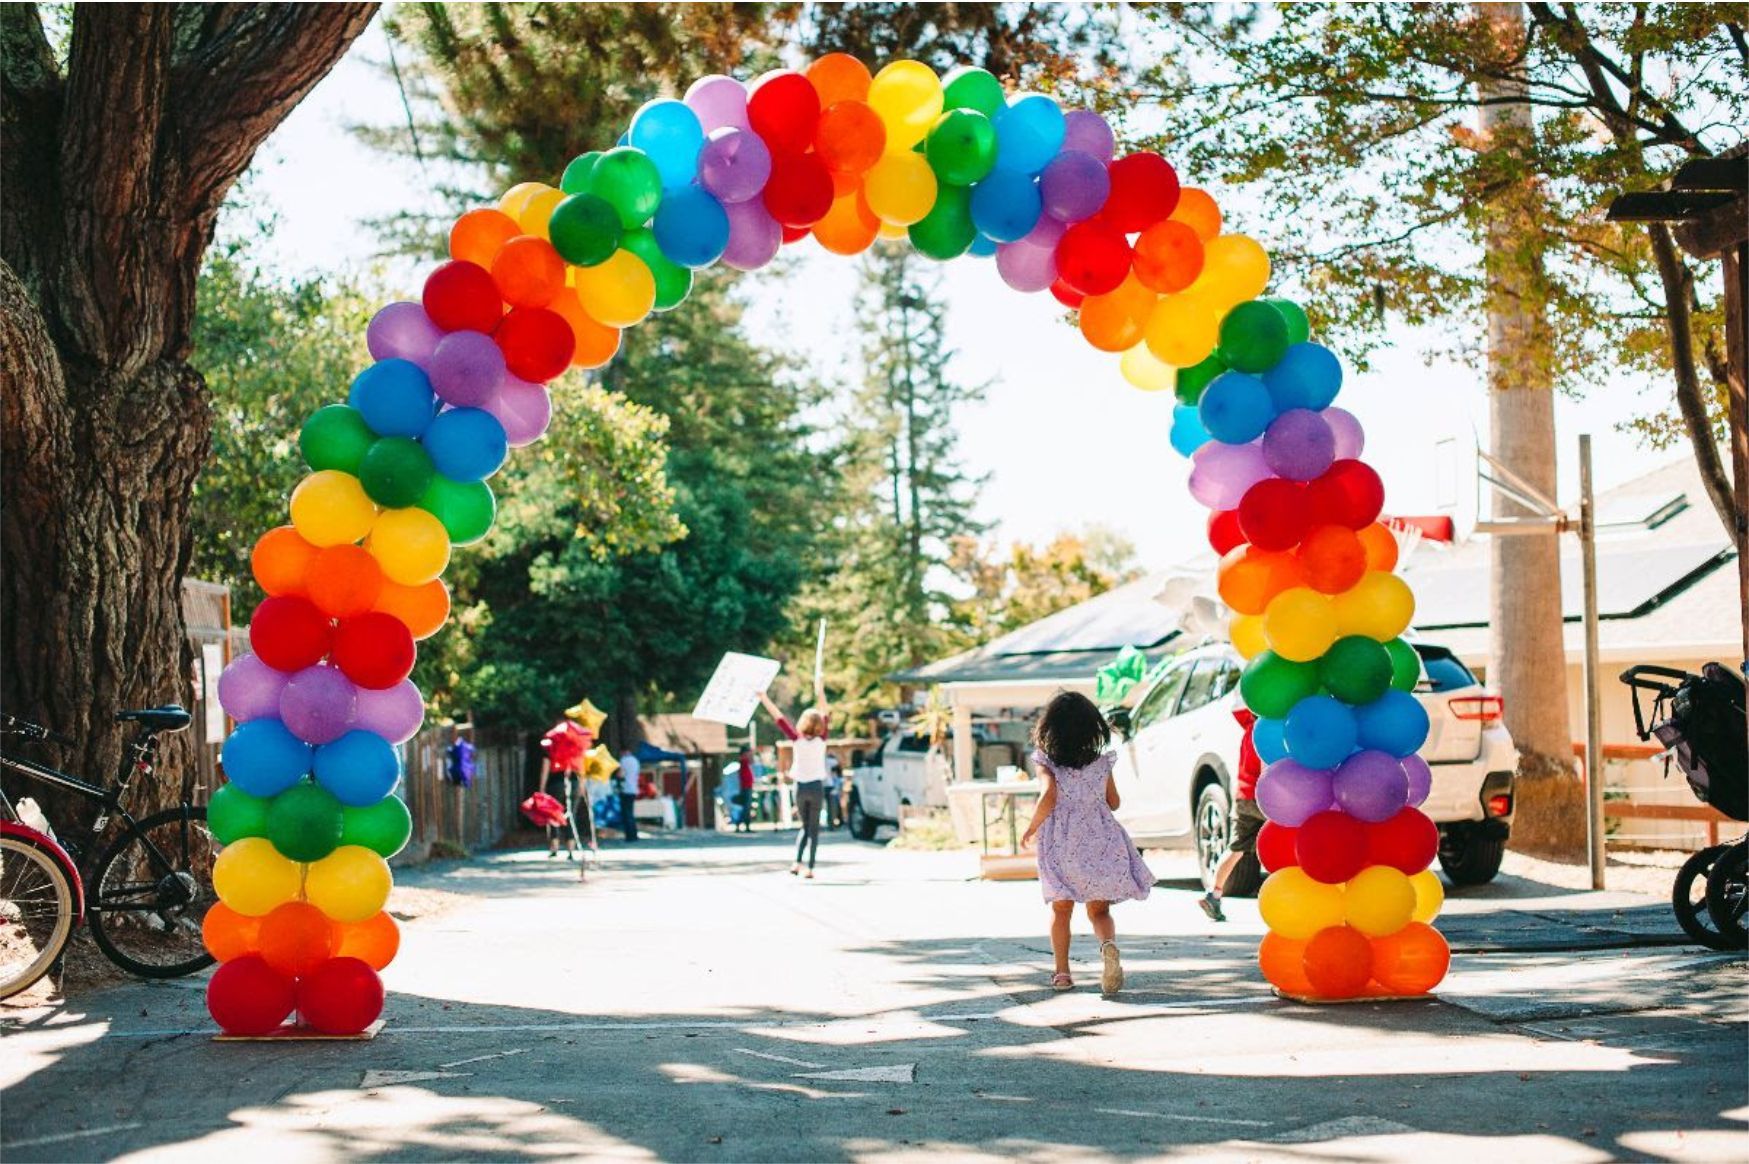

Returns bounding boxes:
[692,652,781,727]
[814,619,827,691]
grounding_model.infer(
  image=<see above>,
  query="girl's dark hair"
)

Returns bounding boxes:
[1034,691,1111,770]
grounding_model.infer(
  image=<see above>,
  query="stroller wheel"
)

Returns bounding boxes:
[1703,841,1748,951]
[1672,845,1733,950]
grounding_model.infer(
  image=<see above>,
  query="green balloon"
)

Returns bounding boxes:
[1239,651,1321,720]
[908,184,976,260]
[208,784,270,845]
[341,795,412,859]
[1318,636,1394,705]
[266,780,345,863]
[560,150,602,195]
[942,66,1005,117]
[925,109,997,187]
[1385,638,1422,693]
[1218,300,1291,374]
[419,475,496,544]
[584,147,664,229]
[300,405,376,475]
[548,193,622,267]
[1265,297,1311,345]
[1175,353,1227,406]
[620,228,693,311]
[359,436,436,509]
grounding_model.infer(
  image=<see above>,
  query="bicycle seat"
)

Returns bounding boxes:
[115,706,192,733]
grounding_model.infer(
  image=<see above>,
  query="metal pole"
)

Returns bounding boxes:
[1579,434,1606,891]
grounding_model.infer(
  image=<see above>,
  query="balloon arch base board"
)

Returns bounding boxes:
[214,1019,386,1043]
[203,53,1450,1036]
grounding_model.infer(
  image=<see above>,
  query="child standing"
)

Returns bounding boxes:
[1021,691,1154,994]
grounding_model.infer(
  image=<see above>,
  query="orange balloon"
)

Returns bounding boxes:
[807,52,872,106]
[1357,522,1400,573]
[1258,931,1314,997]
[813,189,880,256]
[334,910,401,971]
[1217,545,1306,616]
[1078,273,1157,353]
[258,901,337,978]
[547,286,621,369]
[1132,220,1204,293]
[814,100,886,176]
[306,544,386,621]
[450,208,521,269]
[1297,525,1368,595]
[374,577,451,640]
[1303,924,1372,999]
[1170,187,1223,241]
[1369,921,1449,995]
[202,902,261,963]
[252,526,320,598]
[491,235,567,309]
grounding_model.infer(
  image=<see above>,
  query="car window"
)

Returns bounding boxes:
[896,734,932,753]
[1414,648,1476,692]
[1133,662,1191,730]
[1178,658,1223,714]
[1212,659,1240,699]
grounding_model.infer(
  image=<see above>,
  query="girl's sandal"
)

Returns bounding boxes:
[1051,972,1074,992]
[1099,940,1124,995]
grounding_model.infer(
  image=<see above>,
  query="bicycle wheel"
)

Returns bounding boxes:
[1703,841,1748,951]
[1,833,76,999]
[88,806,217,978]
[1671,844,1730,950]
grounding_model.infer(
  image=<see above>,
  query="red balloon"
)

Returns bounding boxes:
[1237,478,1309,552]
[1049,277,1086,309]
[1365,807,1438,874]
[1054,220,1131,296]
[1102,152,1181,233]
[206,954,295,1036]
[762,151,834,228]
[250,595,334,673]
[1297,524,1368,594]
[423,260,503,334]
[1305,460,1385,531]
[780,223,811,244]
[1296,809,1368,884]
[1208,509,1246,555]
[1256,820,1299,873]
[747,70,820,154]
[331,611,416,690]
[295,956,385,1036]
[494,306,575,384]
[1303,924,1372,999]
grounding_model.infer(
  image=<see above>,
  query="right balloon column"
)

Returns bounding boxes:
[1176,303,1450,1001]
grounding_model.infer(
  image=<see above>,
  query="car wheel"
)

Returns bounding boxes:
[847,794,878,842]
[1195,782,1231,892]
[1437,826,1506,886]
[1703,842,1748,950]
[1672,845,1733,950]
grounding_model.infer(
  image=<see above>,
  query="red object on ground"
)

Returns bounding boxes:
[520,790,568,828]
[296,956,385,1036]
[206,955,296,1036]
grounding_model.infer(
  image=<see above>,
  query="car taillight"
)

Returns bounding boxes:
[1487,794,1513,817]
[1450,695,1504,724]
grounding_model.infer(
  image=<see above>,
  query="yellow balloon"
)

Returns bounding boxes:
[866,60,943,152]
[1257,867,1345,940]
[573,249,656,328]
[1229,612,1269,660]
[1344,865,1416,937]
[1119,343,1175,393]
[213,837,303,918]
[367,507,451,587]
[1409,868,1445,924]
[1142,293,1220,367]
[876,220,910,241]
[497,181,548,222]
[516,186,566,240]
[863,151,939,226]
[290,471,378,548]
[304,844,392,924]
[1332,570,1416,641]
[1263,587,1339,663]
[1197,234,1272,307]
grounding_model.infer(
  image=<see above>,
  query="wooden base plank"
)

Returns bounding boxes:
[215,1019,385,1042]
[1272,989,1434,1005]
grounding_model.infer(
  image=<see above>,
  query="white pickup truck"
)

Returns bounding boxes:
[845,733,950,840]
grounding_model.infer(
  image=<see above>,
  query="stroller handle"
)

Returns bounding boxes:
[1618,664,1696,692]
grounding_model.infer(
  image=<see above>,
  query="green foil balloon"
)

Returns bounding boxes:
[1265,297,1311,345]
[341,795,413,859]
[942,66,1005,117]
[620,228,693,311]
[584,147,664,229]
[1318,635,1394,705]
[300,405,377,475]
[1174,353,1227,407]
[266,780,345,863]
[208,784,271,845]
[1218,300,1291,374]
[1240,651,1321,720]
[359,436,436,509]
[548,193,622,267]
[419,475,496,545]
[925,109,998,187]
[1385,638,1422,693]
[909,184,976,260]
[560,150,603,195]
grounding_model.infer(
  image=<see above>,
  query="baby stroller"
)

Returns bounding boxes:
[1620,662,1747,950]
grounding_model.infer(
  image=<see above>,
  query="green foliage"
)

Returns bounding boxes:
[807,3,1122,81]
[950,528,1141,639]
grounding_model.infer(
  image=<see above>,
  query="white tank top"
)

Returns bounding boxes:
[791,736,829,784]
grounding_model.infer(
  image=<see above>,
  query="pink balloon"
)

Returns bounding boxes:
[1187,440,1271,510]
[352,680,423,745]
[1324,407,1365,460]
[1021,214,1067,250]
[720,198,782,271]
[367,302,443,365]
[486,375,553,447]
[685,74,749,132]
[217,654,288,723]
[995,241,1057,292]
[1402,754,1432,808]
[1061,110,1115,162]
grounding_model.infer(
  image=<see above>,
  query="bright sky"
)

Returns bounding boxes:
[239,18,1680,570]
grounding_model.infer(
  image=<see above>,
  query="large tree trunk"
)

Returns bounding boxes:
[1475,2,1584,858]
[0,4,374,826]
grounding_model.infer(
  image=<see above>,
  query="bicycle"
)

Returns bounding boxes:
[1,706,216,998]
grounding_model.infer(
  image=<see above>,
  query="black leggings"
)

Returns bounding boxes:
[794,783,824,869]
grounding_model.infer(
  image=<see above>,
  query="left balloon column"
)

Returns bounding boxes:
[201,226,584,1036]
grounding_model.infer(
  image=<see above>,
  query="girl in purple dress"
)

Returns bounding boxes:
[1020,692,1155,994]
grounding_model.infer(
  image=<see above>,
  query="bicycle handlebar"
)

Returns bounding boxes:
[1,715,76,747]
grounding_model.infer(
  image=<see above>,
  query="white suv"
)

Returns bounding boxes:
[1105,640,1518,893]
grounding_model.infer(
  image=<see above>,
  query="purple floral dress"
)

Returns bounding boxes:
[1033,750,1154,904]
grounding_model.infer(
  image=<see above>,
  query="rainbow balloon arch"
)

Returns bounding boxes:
[201,54,1447,1036]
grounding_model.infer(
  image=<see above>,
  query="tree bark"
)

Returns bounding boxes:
[1,3,374,826]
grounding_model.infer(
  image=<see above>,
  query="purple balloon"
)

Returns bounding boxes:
[720,198,782,271]
[1021,213,1067,251]
[995,241,1057,292]
[1255,759,1335,827]
[1262,408,1336,481]
[279,664,358,746]
[697,127,772,205]
[1333,750,1411,822]
[485,374,552,448]
[685,74,749,132]
[367,302,443,366]
[1039,150,1110,223]
[1061,110,1115,162]
[427,330,506,410]
[1402,754,1432,808]
[1187,439,1271,510]
[218,654,288,723]
[1325,407,1365,460]
[353,679,424,745]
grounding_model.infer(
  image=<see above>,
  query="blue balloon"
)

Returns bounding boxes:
[994,94,1066,175]
[349,359,437,439]
[629,99,705,188]
[1283,695,1359,770]
[1252,716,1289,764]
[653,185,730,268]
[1170,404,1211,456]
[221,719,313,799]
[312,729,401,807]
[422,407,507,483]
[967,233,997,258]
[1263,343,1343,413]
[1197,371,1276,445]
[969,169,1042,243]
[1354,689,1430,757]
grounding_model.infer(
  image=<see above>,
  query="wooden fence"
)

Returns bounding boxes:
[397,730,534,864]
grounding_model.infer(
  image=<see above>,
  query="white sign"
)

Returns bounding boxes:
[202,643,226,741]
[692,652,781,727]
